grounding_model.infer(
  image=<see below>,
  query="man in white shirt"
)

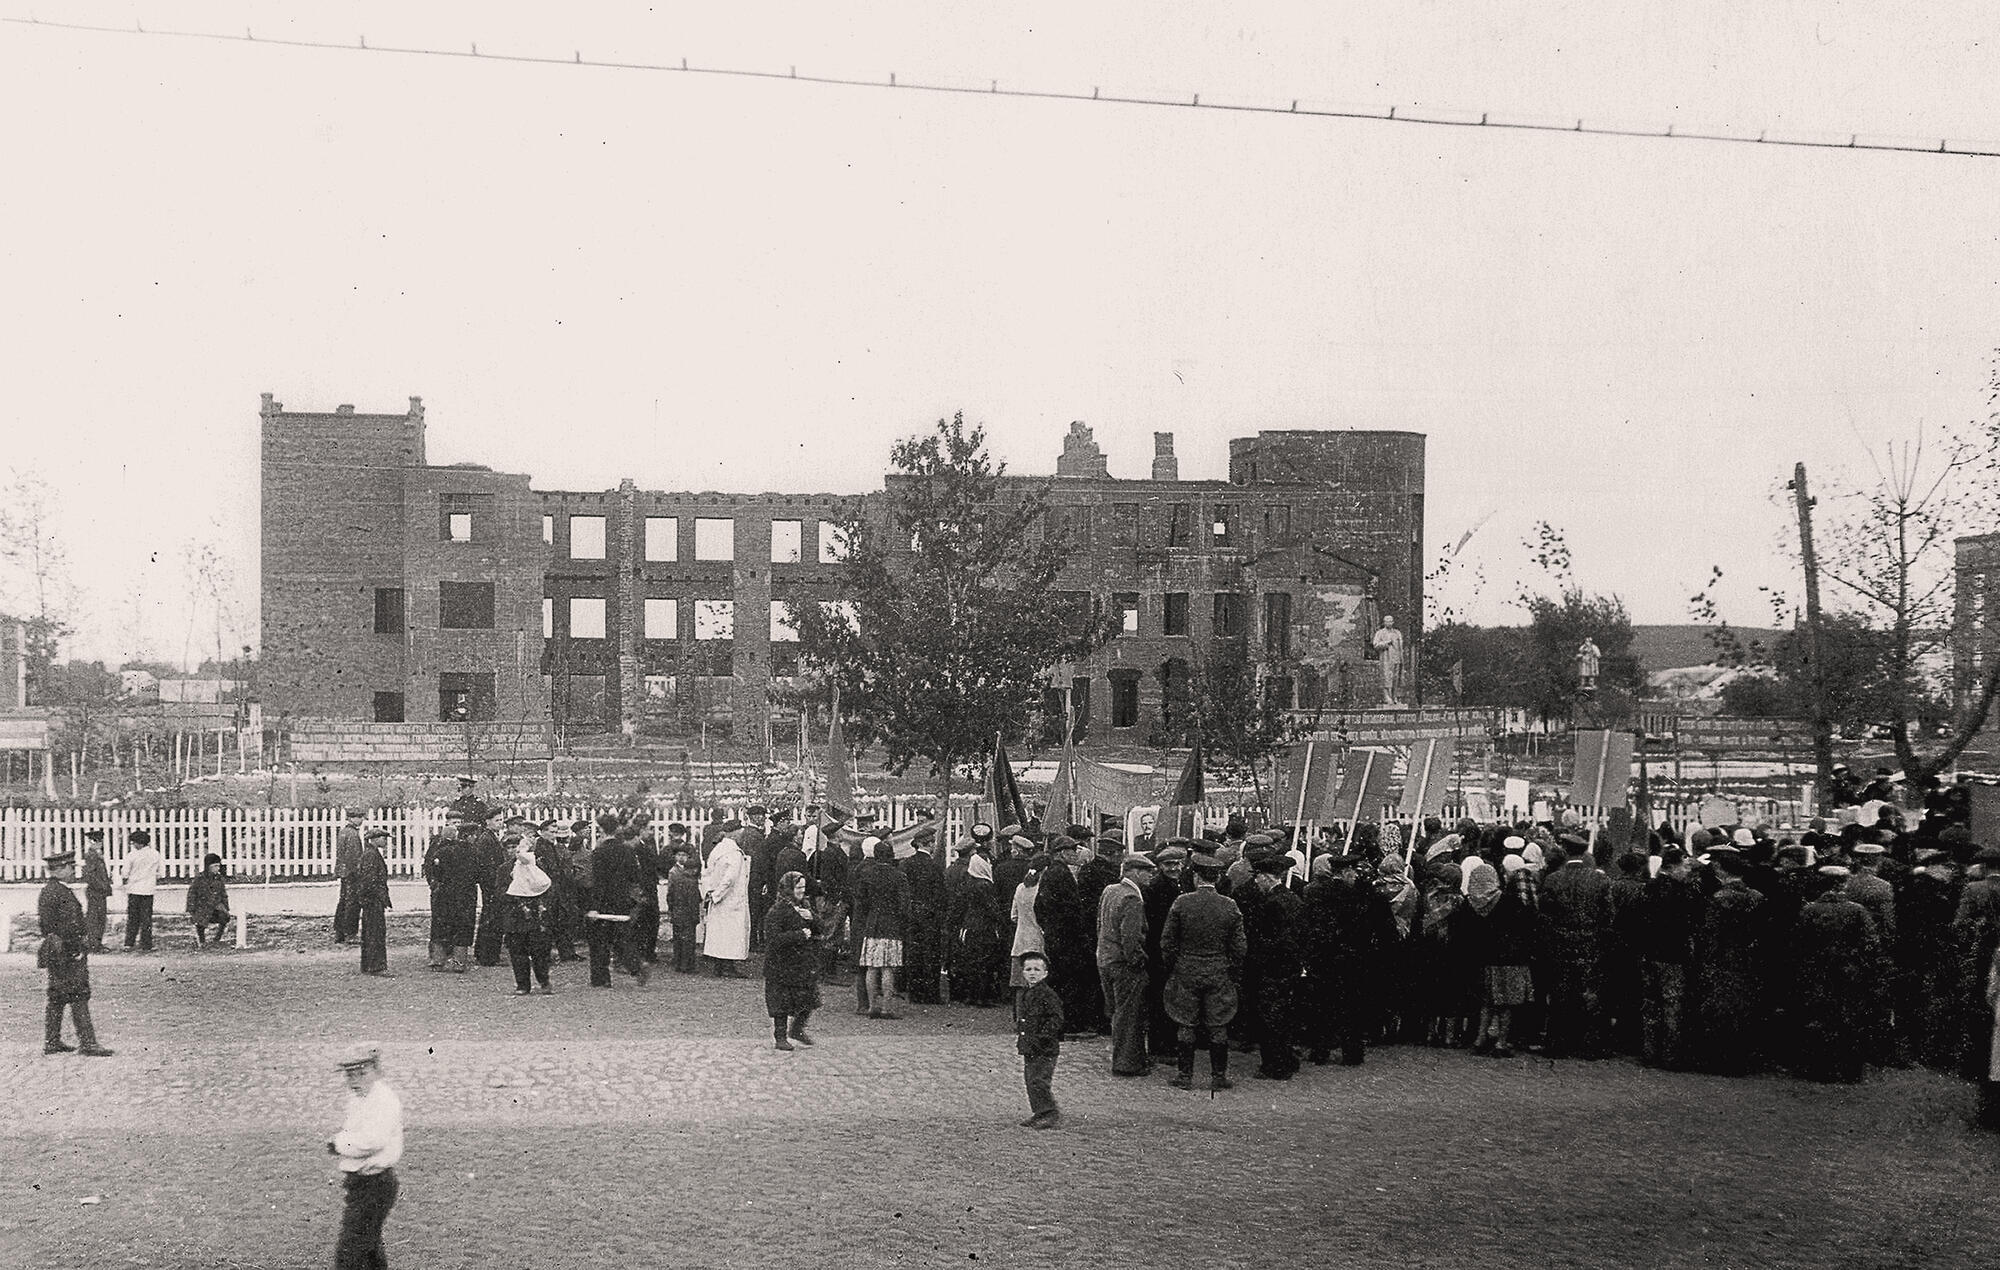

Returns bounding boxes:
[328,1041,403,1268]
[121,829,164,952]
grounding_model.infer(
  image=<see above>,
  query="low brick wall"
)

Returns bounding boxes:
[289,720,553,762]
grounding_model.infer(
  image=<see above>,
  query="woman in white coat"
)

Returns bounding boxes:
[700,830,753,977]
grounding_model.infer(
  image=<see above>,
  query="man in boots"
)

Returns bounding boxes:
[1160,852,1247,1091]
[38,850,114,1057]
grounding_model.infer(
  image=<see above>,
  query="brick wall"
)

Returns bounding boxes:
[260,396,424,720]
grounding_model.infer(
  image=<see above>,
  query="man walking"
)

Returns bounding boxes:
[327,1042,403,1269]
[1096,853,1155,1076]
[356,829,394,976]
[39,849,114,1056]
[121,828,163,952]
[334,809,365,945]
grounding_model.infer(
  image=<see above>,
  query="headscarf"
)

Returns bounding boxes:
[1310,854,1334,880]
[1521,841,1545,873]
[1424,834,1461,864]
[967,853,994,884]
[1378,822,1405,856]
[1464,861,1502,916]
[507,849,551,898]
[776,869,810,916]
[1501,853,1527,876]
[1459,854,1485,895]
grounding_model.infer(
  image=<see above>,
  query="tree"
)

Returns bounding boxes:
[792,413,1112,808]
[1520,588,1645,723]
[0,468,78,702]
[1150,637,1291,800]
[1802,397,2000,782]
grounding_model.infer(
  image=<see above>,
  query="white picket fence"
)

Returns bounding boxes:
[0,791,1813,882]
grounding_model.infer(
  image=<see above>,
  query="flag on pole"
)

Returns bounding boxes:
[986,734,1029,831]
[823,692,855,825]
[1045,737,1078,832]
[1162,736,1205,839]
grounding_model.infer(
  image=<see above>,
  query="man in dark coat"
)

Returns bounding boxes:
[588,829,651,988]
[739,806,771,951]
[1691,849,1768,1074]
[80,831,113,952]
[424,818,481,971]
[1301,854,1392,1066]
[1539,847,1613,1059]
[1791,866,1886,1083]
[1895,852,1962,1071]
[1634,846,1701,1070]
[1603,851,1651,1055]
[532,821,580,962]
[333,809,364,945]
[901,830,948,1005]
[356,829,394,976]
[39,850,113,1056]
[1035,838,1098,1034]
[631,821,663,963]
[810,825,853,984]
[1242,855,1304,1079]
[469,812,510,968]
[1161,854,1248,1091]
[1145,844,1191,1054]
[1952,847,2000,1079]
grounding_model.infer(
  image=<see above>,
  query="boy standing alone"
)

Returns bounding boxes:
[1014,950,1064,1129]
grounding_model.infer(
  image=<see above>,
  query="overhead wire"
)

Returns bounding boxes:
[8,13,2000,161]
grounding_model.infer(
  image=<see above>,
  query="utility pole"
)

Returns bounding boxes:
[1791,463,1836,793]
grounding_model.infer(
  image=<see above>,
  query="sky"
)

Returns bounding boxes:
[4,2,1998,667]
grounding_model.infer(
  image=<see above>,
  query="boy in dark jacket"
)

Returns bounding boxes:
[1014,950,1065,1129]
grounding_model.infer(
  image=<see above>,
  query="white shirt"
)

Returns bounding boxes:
[123,846,164,896]
[333,1080,404,1174]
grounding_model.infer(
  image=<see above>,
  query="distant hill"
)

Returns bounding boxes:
[1627,625,1789,673]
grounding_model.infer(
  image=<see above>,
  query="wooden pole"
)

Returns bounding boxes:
[1792,463,1837,798]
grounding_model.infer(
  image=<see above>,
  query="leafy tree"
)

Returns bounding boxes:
[1149,638,1291,801]
[1520,588,1645,723]
[0,469,77,703]
[1418,619,1529,706]
[792,413,1112,808]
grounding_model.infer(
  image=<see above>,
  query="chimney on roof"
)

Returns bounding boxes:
[1056,420,1109,478]
[1152,432,1178,482]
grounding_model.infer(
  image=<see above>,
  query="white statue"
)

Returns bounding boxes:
[1575,637,1602,692]
[1371,614,1406,705]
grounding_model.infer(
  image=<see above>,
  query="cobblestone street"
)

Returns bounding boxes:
[5,942,1999,1269]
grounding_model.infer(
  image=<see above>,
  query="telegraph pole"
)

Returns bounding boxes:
[1791,463,1836,792]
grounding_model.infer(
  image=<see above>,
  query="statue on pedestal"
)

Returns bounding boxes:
[1371,614,1406,705]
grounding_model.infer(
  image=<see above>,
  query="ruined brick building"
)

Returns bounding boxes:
[261,397,1424,751]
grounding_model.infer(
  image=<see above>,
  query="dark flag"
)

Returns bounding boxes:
[824,692,855,824]
[989,735,1029,831]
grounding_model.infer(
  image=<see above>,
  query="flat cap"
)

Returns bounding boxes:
[1852,842,1887,856]
[335,1041,381,1069]
[1252,854,1293,876]
[1121,853,1157,872]
[1156,845,1190,863]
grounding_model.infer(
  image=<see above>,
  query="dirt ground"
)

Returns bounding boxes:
[3,935,1997,1270]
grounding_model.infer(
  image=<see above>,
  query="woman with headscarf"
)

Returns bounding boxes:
[764,870,821,1050]
[1417,848,1472,1045]
[1459,856,1505,1051]
[948,852,1005,1007]
[1371,852,1421,1043]
[186,854,231,948]
[1476,863,1541,1057]
[501,842,556,995]
[851,837,912,1020]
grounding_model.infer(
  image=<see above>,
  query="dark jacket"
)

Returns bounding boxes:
[665,864,703,924]
[501,892,554,937]
[1014,979,1065,1058]
[852,858,913,942]
[1243,882,1305,981]
[1161,887,1248,985]
[356,846,392,910]
[763,899,821,1016]
[591,839,643,916]
[186,870,231,924]
[38,879,91,1001]
[1635,872,1702,964]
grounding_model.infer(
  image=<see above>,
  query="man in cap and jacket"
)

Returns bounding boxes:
[39,850,114,1056]
[1161,852,1248,1091]
[1096,853,1155,1076]
[327,1041,402,1268]
[81,830,113,951]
